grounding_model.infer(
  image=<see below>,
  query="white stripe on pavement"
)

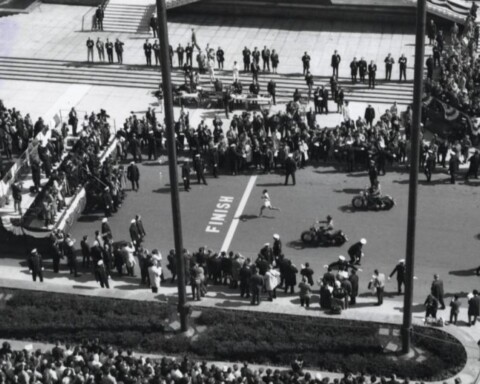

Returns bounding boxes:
[220,175,257,253]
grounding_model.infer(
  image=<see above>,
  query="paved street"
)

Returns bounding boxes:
[0,1,479,382]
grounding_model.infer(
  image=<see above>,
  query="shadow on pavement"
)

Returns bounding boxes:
[255,182,285,187]
[449,268,478,277]
[237,214,259,221]
[394,303,425,313]
[338,205,355,213]
[333,188,363,194]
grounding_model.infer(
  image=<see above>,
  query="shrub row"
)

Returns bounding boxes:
[0,289,466,381]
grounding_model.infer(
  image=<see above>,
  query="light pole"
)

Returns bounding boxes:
[155,0,188,332]
[402,0,426,354]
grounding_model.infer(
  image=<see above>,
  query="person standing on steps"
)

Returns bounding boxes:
[271,49,279,74]
[115,38,124,64]
[191,28,201,51]
[86,37,94,62]
[153,40,160,66]
[368,60,377,89]
[331,50,341,79]
[267,79,276,106]
[384,53,394,81]
[95,6,104,31]
[399,54,408,81]
[302,51,311,75]
[144,39,152,66]
[176,43,185,67]
[150,14,157,38]
[96,38,105,62]
[105,38,114,64]
[216,46,225,69]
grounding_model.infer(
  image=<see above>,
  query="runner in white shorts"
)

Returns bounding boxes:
[259,189,281,217]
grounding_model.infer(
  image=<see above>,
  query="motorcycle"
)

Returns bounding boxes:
[351,189,395,211]
[300,223,348,246]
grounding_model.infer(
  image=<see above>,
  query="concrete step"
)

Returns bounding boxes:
[0,57,413,104]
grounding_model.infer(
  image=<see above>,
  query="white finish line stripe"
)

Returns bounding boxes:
[220,175,257,253]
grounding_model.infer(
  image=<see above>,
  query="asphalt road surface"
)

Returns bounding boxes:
[68,159,480,307]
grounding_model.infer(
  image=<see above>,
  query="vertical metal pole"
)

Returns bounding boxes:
[402,0,426,354]
[156,0,188,332]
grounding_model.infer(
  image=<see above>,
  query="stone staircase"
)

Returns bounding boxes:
[101,0,201,34]
[0,56,413,105]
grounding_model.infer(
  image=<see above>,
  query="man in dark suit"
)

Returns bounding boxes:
[249,266,264,305]
[150,14,157,37]
[449,150,460,184]
[331,50,341,79]
[261,46,270,72]
[176,43,185,67]
[129,219,141,247]
[349,270,359,305]
[284,153,297,186]
[115,39,124,64]
[389,259,406,294]
[364,104,376,127]
[242,46,251,72]
[368,60,377,89]
[105,38,114,63]
[267,79,276,106]
[322,86,329,114]
[135,214,146,241]
[250,61,259,82]
[216,46,224,69]
[194,154,207,185]
[185,43,193,66]
[431,274,445,309]
[350,58,358,83]
[468,290,480,326]
[384,53,394,81]
[81,235,91,268]
[28,249,44,282]
[95,6,104,31]
[127,161,140,191]
[302,52,311,75]
[358,57,367,83]
[143,39,152,66]
[399,54,408,81]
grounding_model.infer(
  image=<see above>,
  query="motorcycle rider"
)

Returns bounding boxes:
[367,179,382,209]
[317,215,334,236]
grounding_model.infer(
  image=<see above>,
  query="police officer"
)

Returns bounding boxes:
[348,238,367,265]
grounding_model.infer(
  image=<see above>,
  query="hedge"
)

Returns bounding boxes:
[0,289,466,380]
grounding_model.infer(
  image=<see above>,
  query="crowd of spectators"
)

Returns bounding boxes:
[0,340,430,384]
[424,8,480,116]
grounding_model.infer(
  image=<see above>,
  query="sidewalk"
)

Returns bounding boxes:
[0,272,478,384]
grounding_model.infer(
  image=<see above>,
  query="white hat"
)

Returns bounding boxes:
[335,280,341,288]
[102,218,108,223]
[288,153,293,158]
[67,239,74,246]
[131,219,136,224]
[93,241,99,246]
[273,234,280,240]
[399,259,405,263]
[338,255,345,261]
[338,271,348,280]
[315,374,322,381]
[31,249,37,254]
[264,242,270,247]
[360,238,367,245]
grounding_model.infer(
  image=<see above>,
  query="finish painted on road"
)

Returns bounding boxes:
[220,176,257,252]
[205,196,235,233]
